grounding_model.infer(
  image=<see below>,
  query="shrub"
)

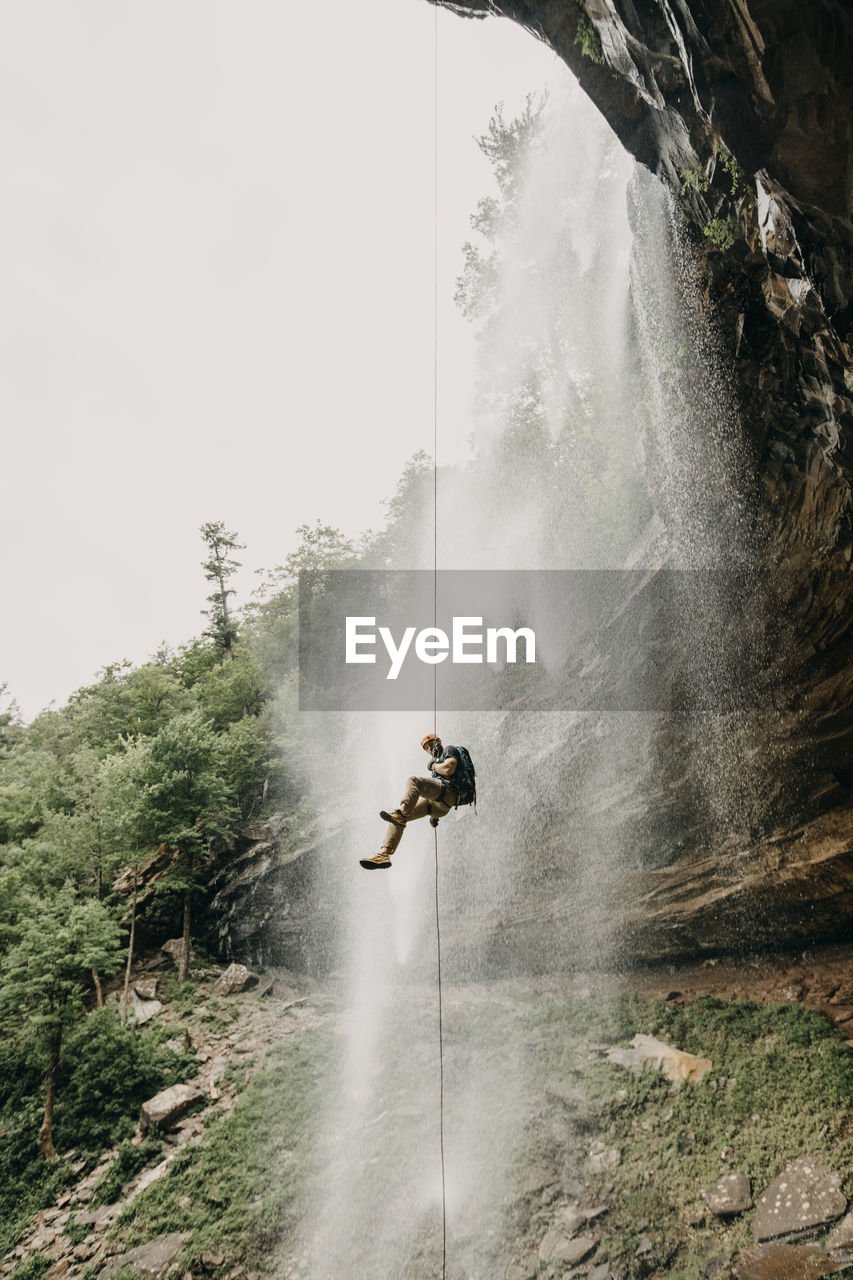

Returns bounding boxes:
[54,1008,196,1152]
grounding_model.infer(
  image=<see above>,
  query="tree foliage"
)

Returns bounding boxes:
[200,522,245,660]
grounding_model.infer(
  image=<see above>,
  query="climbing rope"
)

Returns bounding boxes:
[432,6,447,1278]
[434,828,447,1278]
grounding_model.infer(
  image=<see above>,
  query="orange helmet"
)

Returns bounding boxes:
[421,732,441,749]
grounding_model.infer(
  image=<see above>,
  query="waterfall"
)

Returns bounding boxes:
[290,72,753,1280]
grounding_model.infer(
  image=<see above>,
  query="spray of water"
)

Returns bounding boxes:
[290,73,760,1280]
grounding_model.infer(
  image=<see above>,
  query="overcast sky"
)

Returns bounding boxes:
[1,1,571,721]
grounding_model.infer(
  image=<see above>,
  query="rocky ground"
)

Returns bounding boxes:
[0,953,330,1280]
[5,942,853,1280]
[611,943,853,1040]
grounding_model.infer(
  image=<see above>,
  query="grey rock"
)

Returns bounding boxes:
[29,1228,56,1251]
[160,938,186,966]
[212,963,255,997]
[128,997,163,1027]
[538,1228,598,1265]
[588,1139,620,1173]
[134,977,158,1001]
[73,1210,101,1227]
[99,1233,188,1279]
[554,1204,585,1235]
[140,1083,205,1132]
[519,1165,554,1196]
[128,1158,174,1200]
[733,1243,836,1279]
[606,1035,712,1083]
[752,1155,846,1241]
[703,1172,751,1217]
[827,1210,853,1252]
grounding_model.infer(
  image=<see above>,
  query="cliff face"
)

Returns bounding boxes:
[423,0,853,964]
[431,0,853,558]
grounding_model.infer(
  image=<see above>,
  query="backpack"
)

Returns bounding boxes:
[450,746,477,808]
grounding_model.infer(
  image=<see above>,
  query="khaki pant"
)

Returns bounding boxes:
[381,775,455,854]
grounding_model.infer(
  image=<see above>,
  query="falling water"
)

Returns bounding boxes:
[287,68,756,1280]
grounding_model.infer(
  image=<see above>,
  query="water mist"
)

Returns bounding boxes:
[289,71,755,1280]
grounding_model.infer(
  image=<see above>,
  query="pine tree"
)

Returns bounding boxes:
[200,522,245,661]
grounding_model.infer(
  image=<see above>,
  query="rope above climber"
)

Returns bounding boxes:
[360,733,477,870]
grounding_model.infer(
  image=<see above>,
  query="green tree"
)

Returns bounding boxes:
[137,711,235,982]
[200,522,245,661]
[455,96,547,325]
[362,452,433,569]
[246,521,359,684]
[96,741,153,1024]
[0,883,122,1157]
[0,684,24,752]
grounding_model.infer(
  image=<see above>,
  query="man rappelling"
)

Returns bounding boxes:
[360,733,476,870]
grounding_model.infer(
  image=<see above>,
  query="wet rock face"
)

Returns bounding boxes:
[432,0,853,558]
[210,814,335,974]
[430,1,852,270]
[417,0,853,967]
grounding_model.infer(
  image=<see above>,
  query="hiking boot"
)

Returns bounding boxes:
[380,809,407,828]
[359,851,393,870]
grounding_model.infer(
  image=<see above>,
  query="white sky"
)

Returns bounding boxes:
[1,1,570,721]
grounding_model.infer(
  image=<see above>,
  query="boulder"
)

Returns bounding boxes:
[733,1243,836,1279]
[587,1140,620,1173]
[538,1228,598,1265]
[212,963,255,996]
[752,1156,846,1241]
[99,1233,188,1279]
[128,997,163,1027]
[606,1035,712,1083]
[161,939,186,968]
[140,1083,205,1132]
[134,977,158,1001]
[703,1172,751,1217]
